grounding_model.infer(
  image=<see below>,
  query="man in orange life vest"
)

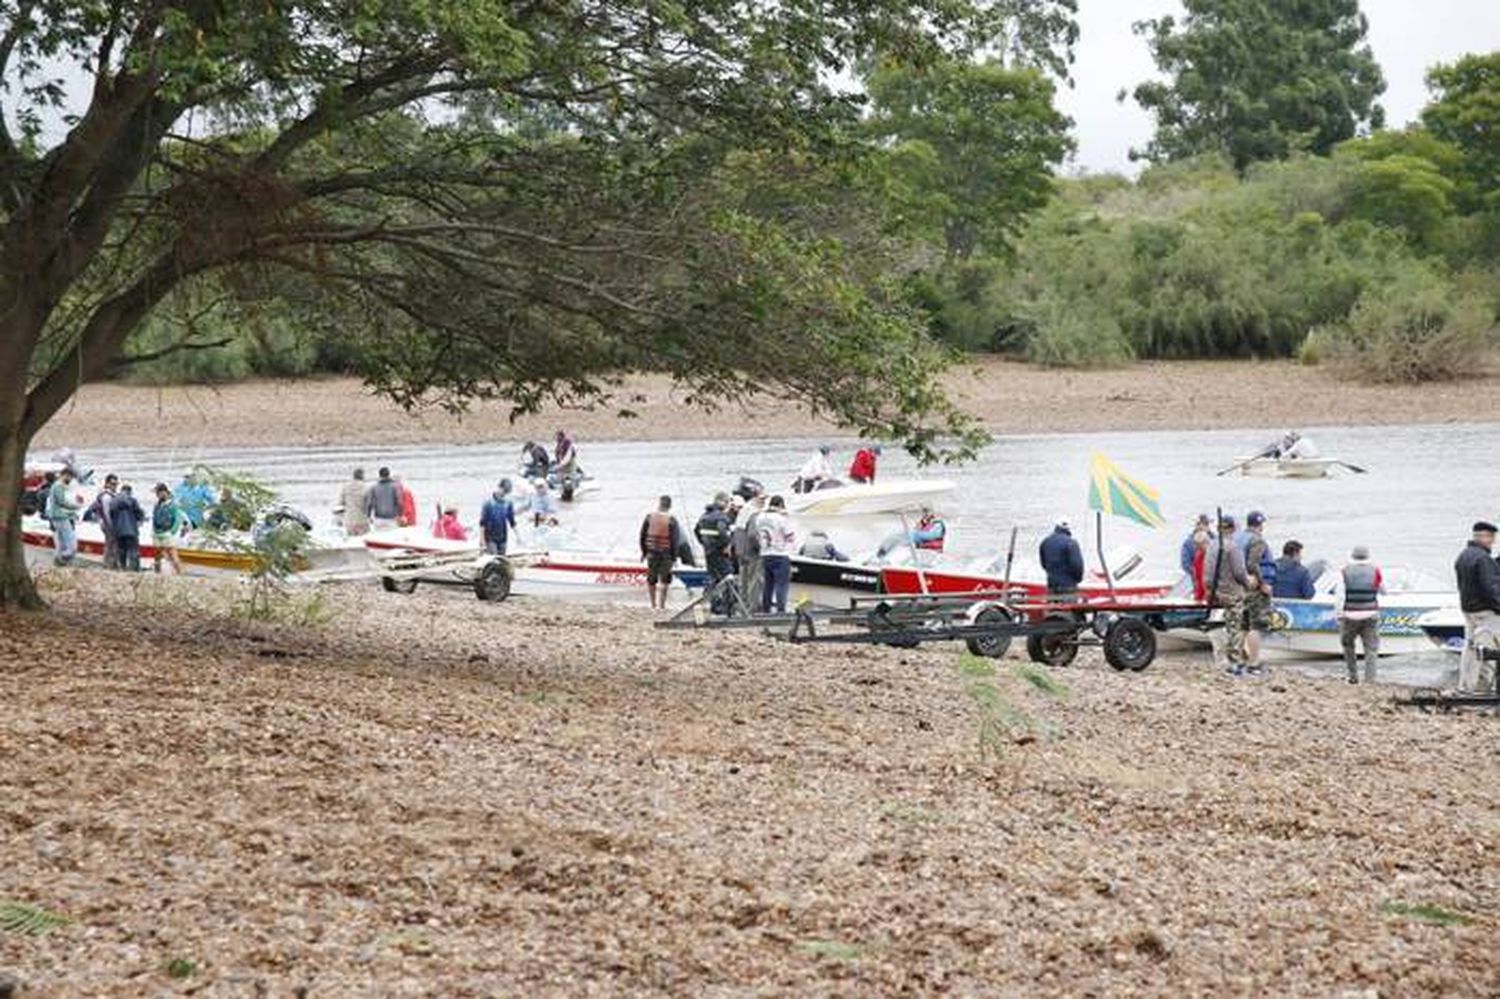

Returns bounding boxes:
[848,444,881,484]
[639,495,686,610]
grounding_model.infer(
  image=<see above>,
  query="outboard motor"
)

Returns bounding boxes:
[733,477,764,501]
[264,504,313,532]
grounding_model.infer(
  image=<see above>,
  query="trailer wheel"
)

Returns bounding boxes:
[381,576,419,595]
[1026,613,1078,668]
[1103,617,1156,672]
[965,604,1013,659]
[474,560,513,602]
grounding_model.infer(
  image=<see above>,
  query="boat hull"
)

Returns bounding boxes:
[1172,595,1457,659]
[1235,457,1339,479]
[879,565,1172,602]
[786,479,956,518]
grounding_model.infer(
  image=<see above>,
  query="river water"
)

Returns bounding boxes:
[51,422,1500,686]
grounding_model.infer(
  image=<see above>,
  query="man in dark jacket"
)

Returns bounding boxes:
[1272,540,1317,599]
[1039,519,1084,600]
[109,484,146,572]
[479,480,517,555]
[694,493,735,591]
[1455,521,1500,693]
[365,467,404,529]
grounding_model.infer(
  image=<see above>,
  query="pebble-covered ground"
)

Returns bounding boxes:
[1,572,1496,997]
[34,356,1500,449]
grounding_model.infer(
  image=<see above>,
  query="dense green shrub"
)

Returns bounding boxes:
[1309,266,1495,382]
[1022,297,1134,368]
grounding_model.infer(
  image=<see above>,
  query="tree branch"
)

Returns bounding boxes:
[110,335,234,370]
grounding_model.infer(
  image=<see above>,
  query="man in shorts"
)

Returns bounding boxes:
[638,495,684,610]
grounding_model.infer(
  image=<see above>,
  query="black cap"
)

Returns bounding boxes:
[1474,521,1498,534]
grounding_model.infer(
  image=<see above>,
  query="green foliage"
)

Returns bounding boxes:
[954,652,1063,763]
[0,901,71,936]
[797,939,866,961]
[1308,266,1495,383]
[1423,53,1500,210]
[1379,901,1473,927]
[1129,0,1386,171]
[867,57,1073,259]
[162,958,199,979]
[1022,297,1134,369]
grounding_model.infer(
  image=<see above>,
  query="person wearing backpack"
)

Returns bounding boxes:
[151,483,185,575]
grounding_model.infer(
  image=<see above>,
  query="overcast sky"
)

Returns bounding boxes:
[1058,0,1500,174]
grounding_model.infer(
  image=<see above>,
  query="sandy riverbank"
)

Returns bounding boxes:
[1,571,1495,996]
[33,357,1500,449]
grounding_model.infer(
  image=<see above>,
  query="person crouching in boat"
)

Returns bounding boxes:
[848,445,881,484]
[432,505,469,542]
[1272,541,1316,600]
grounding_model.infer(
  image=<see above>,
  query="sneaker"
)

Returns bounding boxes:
[1224,664,1245,677]
[1245,663,1267,677]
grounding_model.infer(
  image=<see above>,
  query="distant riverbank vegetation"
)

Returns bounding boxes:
[118,3,1498,390]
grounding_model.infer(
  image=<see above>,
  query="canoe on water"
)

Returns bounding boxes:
[1233,456,1344,479]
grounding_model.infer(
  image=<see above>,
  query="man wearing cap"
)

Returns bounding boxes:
[1039,518,1084,601]
[732,493,766,612]
[1202,515,1252,674]
[1454,521,1500,694]
[1235,511,1276,672]
[694,492,735,595]
[796,446,834,493]
[1334,546,1385,684]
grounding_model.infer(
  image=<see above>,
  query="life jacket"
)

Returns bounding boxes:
[1342,563,1380,612]
[914,517,946,551]
[645,511,675,554]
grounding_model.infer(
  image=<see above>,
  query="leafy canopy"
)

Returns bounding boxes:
[1127,0,1386,172]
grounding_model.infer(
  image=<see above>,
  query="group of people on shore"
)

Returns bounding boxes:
[27,464,237,575]
[638,489,798,613]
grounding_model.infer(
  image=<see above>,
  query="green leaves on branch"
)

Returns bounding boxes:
[1127,0,1386,172]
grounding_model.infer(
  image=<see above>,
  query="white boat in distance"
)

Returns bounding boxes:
[785,479,955,517]
[1233,456,1344,479]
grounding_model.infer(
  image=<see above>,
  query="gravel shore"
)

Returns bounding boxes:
[33,357,1500,448]
[2,572,1495,996]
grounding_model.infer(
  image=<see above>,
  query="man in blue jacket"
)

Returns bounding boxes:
[1272,540,1316,599]
[479,480,517,555]
[1179,513,1210,574]
[1039,518,1084,600]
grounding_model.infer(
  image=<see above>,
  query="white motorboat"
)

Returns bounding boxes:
[785,479,955,518]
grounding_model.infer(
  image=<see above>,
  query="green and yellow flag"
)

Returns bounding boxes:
[1087,452,1165,529]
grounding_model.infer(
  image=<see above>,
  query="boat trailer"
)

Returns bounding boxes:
[658,589,1215,672]
[377,550,542,602]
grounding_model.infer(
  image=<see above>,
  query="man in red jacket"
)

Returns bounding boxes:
[848,444,881,484]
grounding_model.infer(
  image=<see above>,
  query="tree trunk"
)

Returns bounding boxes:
[0,408,41,610]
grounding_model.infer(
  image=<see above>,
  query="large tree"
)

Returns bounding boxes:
[866,57,1072,260]
[0,1,1076,609]
[1422,52,1500,209]
[1127,0,1386,172]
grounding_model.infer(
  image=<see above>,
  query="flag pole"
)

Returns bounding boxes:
[1096,508,1115,599]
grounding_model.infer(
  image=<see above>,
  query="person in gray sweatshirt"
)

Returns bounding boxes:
[364,467,404,529]
[1201,514,1253,675]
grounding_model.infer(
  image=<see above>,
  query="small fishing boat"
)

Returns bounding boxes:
[787,555,884,606]
[1232,456,1344,479]
[21,515,375,580]
[1170,573,1457,660]
[876,549,1170,594]
[1417,608,1466,654]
